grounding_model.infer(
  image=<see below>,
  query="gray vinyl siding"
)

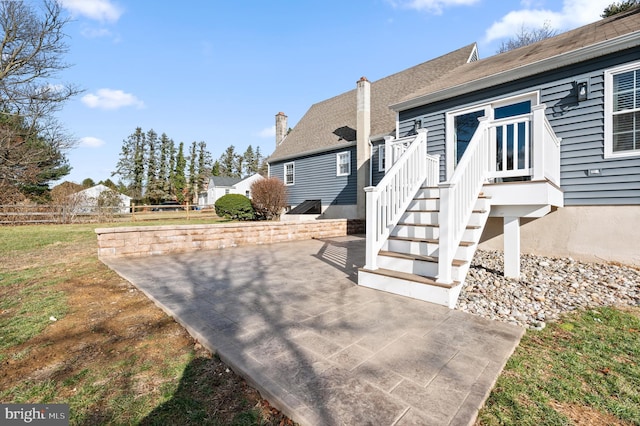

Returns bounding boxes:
[269,147,357,206]
[398,47,640,206]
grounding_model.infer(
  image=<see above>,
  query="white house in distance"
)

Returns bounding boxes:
[197,174,263,207]
[72,184,131,214]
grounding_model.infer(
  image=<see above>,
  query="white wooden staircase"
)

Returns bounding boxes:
[359,185,490,308]
[358,105,562,309]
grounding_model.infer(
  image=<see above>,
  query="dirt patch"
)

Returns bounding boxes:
[549,401,634,426]
[0,246,293,424]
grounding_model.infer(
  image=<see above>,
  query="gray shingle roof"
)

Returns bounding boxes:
[210,176,243,187]
[393,8,640,110]
[268,43,477,163]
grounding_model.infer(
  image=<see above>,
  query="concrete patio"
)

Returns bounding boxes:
[103,235,524,425]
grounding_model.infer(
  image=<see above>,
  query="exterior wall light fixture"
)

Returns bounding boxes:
[577,81,588,102]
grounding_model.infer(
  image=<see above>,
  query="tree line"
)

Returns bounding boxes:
[112,127,268,204]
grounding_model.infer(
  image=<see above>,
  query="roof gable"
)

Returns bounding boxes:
[269,43,477,163]
[393,8,640,110]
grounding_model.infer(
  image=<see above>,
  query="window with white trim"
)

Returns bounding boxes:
[378,145,386,172]
[336,151,351,176]
[284,162,295,185]
[605,61,640,158]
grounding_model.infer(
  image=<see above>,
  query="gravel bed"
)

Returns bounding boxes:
[456,249,640,330]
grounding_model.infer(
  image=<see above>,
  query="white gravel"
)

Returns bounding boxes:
[456,249,640,329]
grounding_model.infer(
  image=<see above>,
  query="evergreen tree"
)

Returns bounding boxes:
[173,142,187,203]
[158,133,174,200]
[197,141,212,192]
[243,145,258,175]
[113,127,146,199]
[82,178,95,188]
[256,146,268,176]
[146,129,163,204]
[219,145,239,177]
[99,178,117,191]
[602,0,640,16]
[211,160,221,176]
[187,141,197,203]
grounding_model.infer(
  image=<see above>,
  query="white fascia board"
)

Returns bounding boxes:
[391,32,640,112]
[266,141,356,164]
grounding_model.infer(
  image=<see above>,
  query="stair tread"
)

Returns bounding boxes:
[379,250,467,266]
[405,209,487,214]
[359,267,459,289]
[388,236,475,247]
[397,222,482,230]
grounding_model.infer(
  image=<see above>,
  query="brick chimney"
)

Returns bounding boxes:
[356,77,371,220]
[275,112,288,146]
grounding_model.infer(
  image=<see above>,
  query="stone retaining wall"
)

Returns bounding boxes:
[95,219,364,258]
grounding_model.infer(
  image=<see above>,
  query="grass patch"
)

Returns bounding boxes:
[0,269,68,350]
[478,306,640,425]
[0,221,291,425]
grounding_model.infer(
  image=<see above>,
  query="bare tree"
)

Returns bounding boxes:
[497,22,557,54]
[0,0,81,203]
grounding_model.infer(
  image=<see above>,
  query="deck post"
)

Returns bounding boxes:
[504,216,521,278]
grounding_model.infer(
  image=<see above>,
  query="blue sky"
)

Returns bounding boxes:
[55,0,613,184]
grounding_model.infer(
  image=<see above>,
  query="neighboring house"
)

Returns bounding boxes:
[197,174,263,207]
[268,44,479,219]
[273,9,640,308]
[72,184,131,214]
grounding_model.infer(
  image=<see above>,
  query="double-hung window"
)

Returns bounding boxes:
[336,151,351,176]
[284,162,295,185]
[605,61,640,158]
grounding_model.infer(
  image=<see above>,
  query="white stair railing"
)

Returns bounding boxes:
[531,104,562,185]
[438,117,491,284]
[365,129,433,270]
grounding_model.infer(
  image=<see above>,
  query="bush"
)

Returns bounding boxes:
[250,177,287,220]
[214,194,255,220]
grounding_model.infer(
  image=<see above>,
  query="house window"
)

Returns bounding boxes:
[245,190,250,198]
[378,145,386,172]
[284,162,295,185]
[336,151,351,176]
[605,61,640,158]
[225,189,230,195]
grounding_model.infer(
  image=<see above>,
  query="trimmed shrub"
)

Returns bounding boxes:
[214,194,255,220]
[250,177,287,220]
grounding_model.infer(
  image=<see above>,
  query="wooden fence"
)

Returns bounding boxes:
[0,204,219,225]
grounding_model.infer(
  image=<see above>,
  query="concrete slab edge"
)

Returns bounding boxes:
[101,260,313,426]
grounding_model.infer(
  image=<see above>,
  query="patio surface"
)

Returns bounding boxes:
[103,235,524,425]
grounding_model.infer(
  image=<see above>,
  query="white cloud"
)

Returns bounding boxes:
[388,0,480,15]
[257,125,275,138]
[60,0,123,23]
[484,0,612,43]
[81,89,145,110]
[80,27,113,38]
[79,136,105,148]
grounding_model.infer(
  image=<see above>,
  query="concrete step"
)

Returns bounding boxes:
[358,267,463,309]
[377,250,468,282]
